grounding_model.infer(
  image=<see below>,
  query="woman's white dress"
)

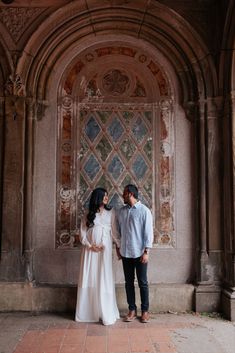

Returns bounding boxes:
[75,208,120,325]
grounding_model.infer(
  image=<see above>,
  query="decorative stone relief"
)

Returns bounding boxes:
[102,69,130,96]
[4,74,25,96]
[0,7,43,43]
[155,98,175,247]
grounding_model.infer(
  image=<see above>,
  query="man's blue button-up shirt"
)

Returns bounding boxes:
[117,201,154,258]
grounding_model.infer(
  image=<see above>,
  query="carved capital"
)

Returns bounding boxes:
[26,98,49,120]
[183,101,198,122]
[4,73,25,97]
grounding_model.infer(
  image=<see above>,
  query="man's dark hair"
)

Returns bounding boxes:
[125,184,138,199]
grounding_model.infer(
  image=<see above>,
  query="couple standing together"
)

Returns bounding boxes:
[75,184,153,325]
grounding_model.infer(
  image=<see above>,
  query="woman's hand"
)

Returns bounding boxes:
[90,244,105,252]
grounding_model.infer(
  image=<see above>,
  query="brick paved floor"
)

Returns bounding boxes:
[0,312,234,353]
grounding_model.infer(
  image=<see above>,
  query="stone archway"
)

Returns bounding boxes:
[0,0,222,313]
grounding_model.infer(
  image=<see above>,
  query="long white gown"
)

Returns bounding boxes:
[75,208,120,325]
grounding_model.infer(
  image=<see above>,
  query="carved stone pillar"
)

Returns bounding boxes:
[0,97,5,257]
[0,74,26,280]
[22,98,48,282]
[195,96,224,312]
[222,90,235,321]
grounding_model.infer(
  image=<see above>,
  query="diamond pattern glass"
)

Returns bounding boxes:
[96,174,112,190]
[108,155,124,180]
[120,138,136,161]
[121,174,133,189]
[85,116,101,142]
[132,154,148,180]
[96,136,112,161]
[132,115,148,143]
[108,115,124,142]
[122,111,134,124]
[79,175,88,196]
[109,193,123,209]
[144,139,152,161]
[84,154,100,180]
[79,139,89,160]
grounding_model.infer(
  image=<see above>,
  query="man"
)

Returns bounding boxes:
[116,184,153,323]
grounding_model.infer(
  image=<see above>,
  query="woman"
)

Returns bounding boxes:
[75,187,120,325]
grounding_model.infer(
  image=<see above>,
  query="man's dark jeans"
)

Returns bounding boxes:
[122,256,149,312]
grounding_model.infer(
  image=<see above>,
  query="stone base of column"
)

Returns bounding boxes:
[221,288,235,321]
[195,284,221,312]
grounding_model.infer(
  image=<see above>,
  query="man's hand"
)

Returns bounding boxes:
[140,253,149,263]
[116,246,122,260]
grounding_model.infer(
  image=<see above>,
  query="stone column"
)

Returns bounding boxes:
[0,97,5,257]
[0,75,27,280]
[22,98,48,282]
[195,96,224,312]
[222,90,235,321]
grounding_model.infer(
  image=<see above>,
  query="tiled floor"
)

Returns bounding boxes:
[0,312,234,353]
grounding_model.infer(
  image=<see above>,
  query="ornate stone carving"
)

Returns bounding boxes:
[0,7,43,43]
[102,69,130,95]
[5,74,25,96]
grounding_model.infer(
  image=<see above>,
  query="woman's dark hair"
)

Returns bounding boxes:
[86,188,110,227]
[125,184,138,199]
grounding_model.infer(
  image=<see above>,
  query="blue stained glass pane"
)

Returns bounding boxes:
[108,155,124,180]
[85,116,101,141]
[108,116,124,142]
[132,116,148,142]
[109,193,124,209]
[84,154,100,180]
[132,154,148,179]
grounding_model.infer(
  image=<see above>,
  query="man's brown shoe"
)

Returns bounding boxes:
[124,310,137,322]
[141,311,150,323]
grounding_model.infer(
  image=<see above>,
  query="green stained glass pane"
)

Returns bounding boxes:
[97,111,111,124]
[120,138,136,161]
[96,174,112,190]
[144,139,152,161]
[122,111,134,124]
[121,174,133,189]
[144,111,152,124]
[80,110,87,122]
[79,139,88,160]
[143,176,152,198]
[79,175,88,196]
[96,136,112,161]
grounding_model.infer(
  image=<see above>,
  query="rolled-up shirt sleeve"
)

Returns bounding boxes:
[143,208,154,248]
